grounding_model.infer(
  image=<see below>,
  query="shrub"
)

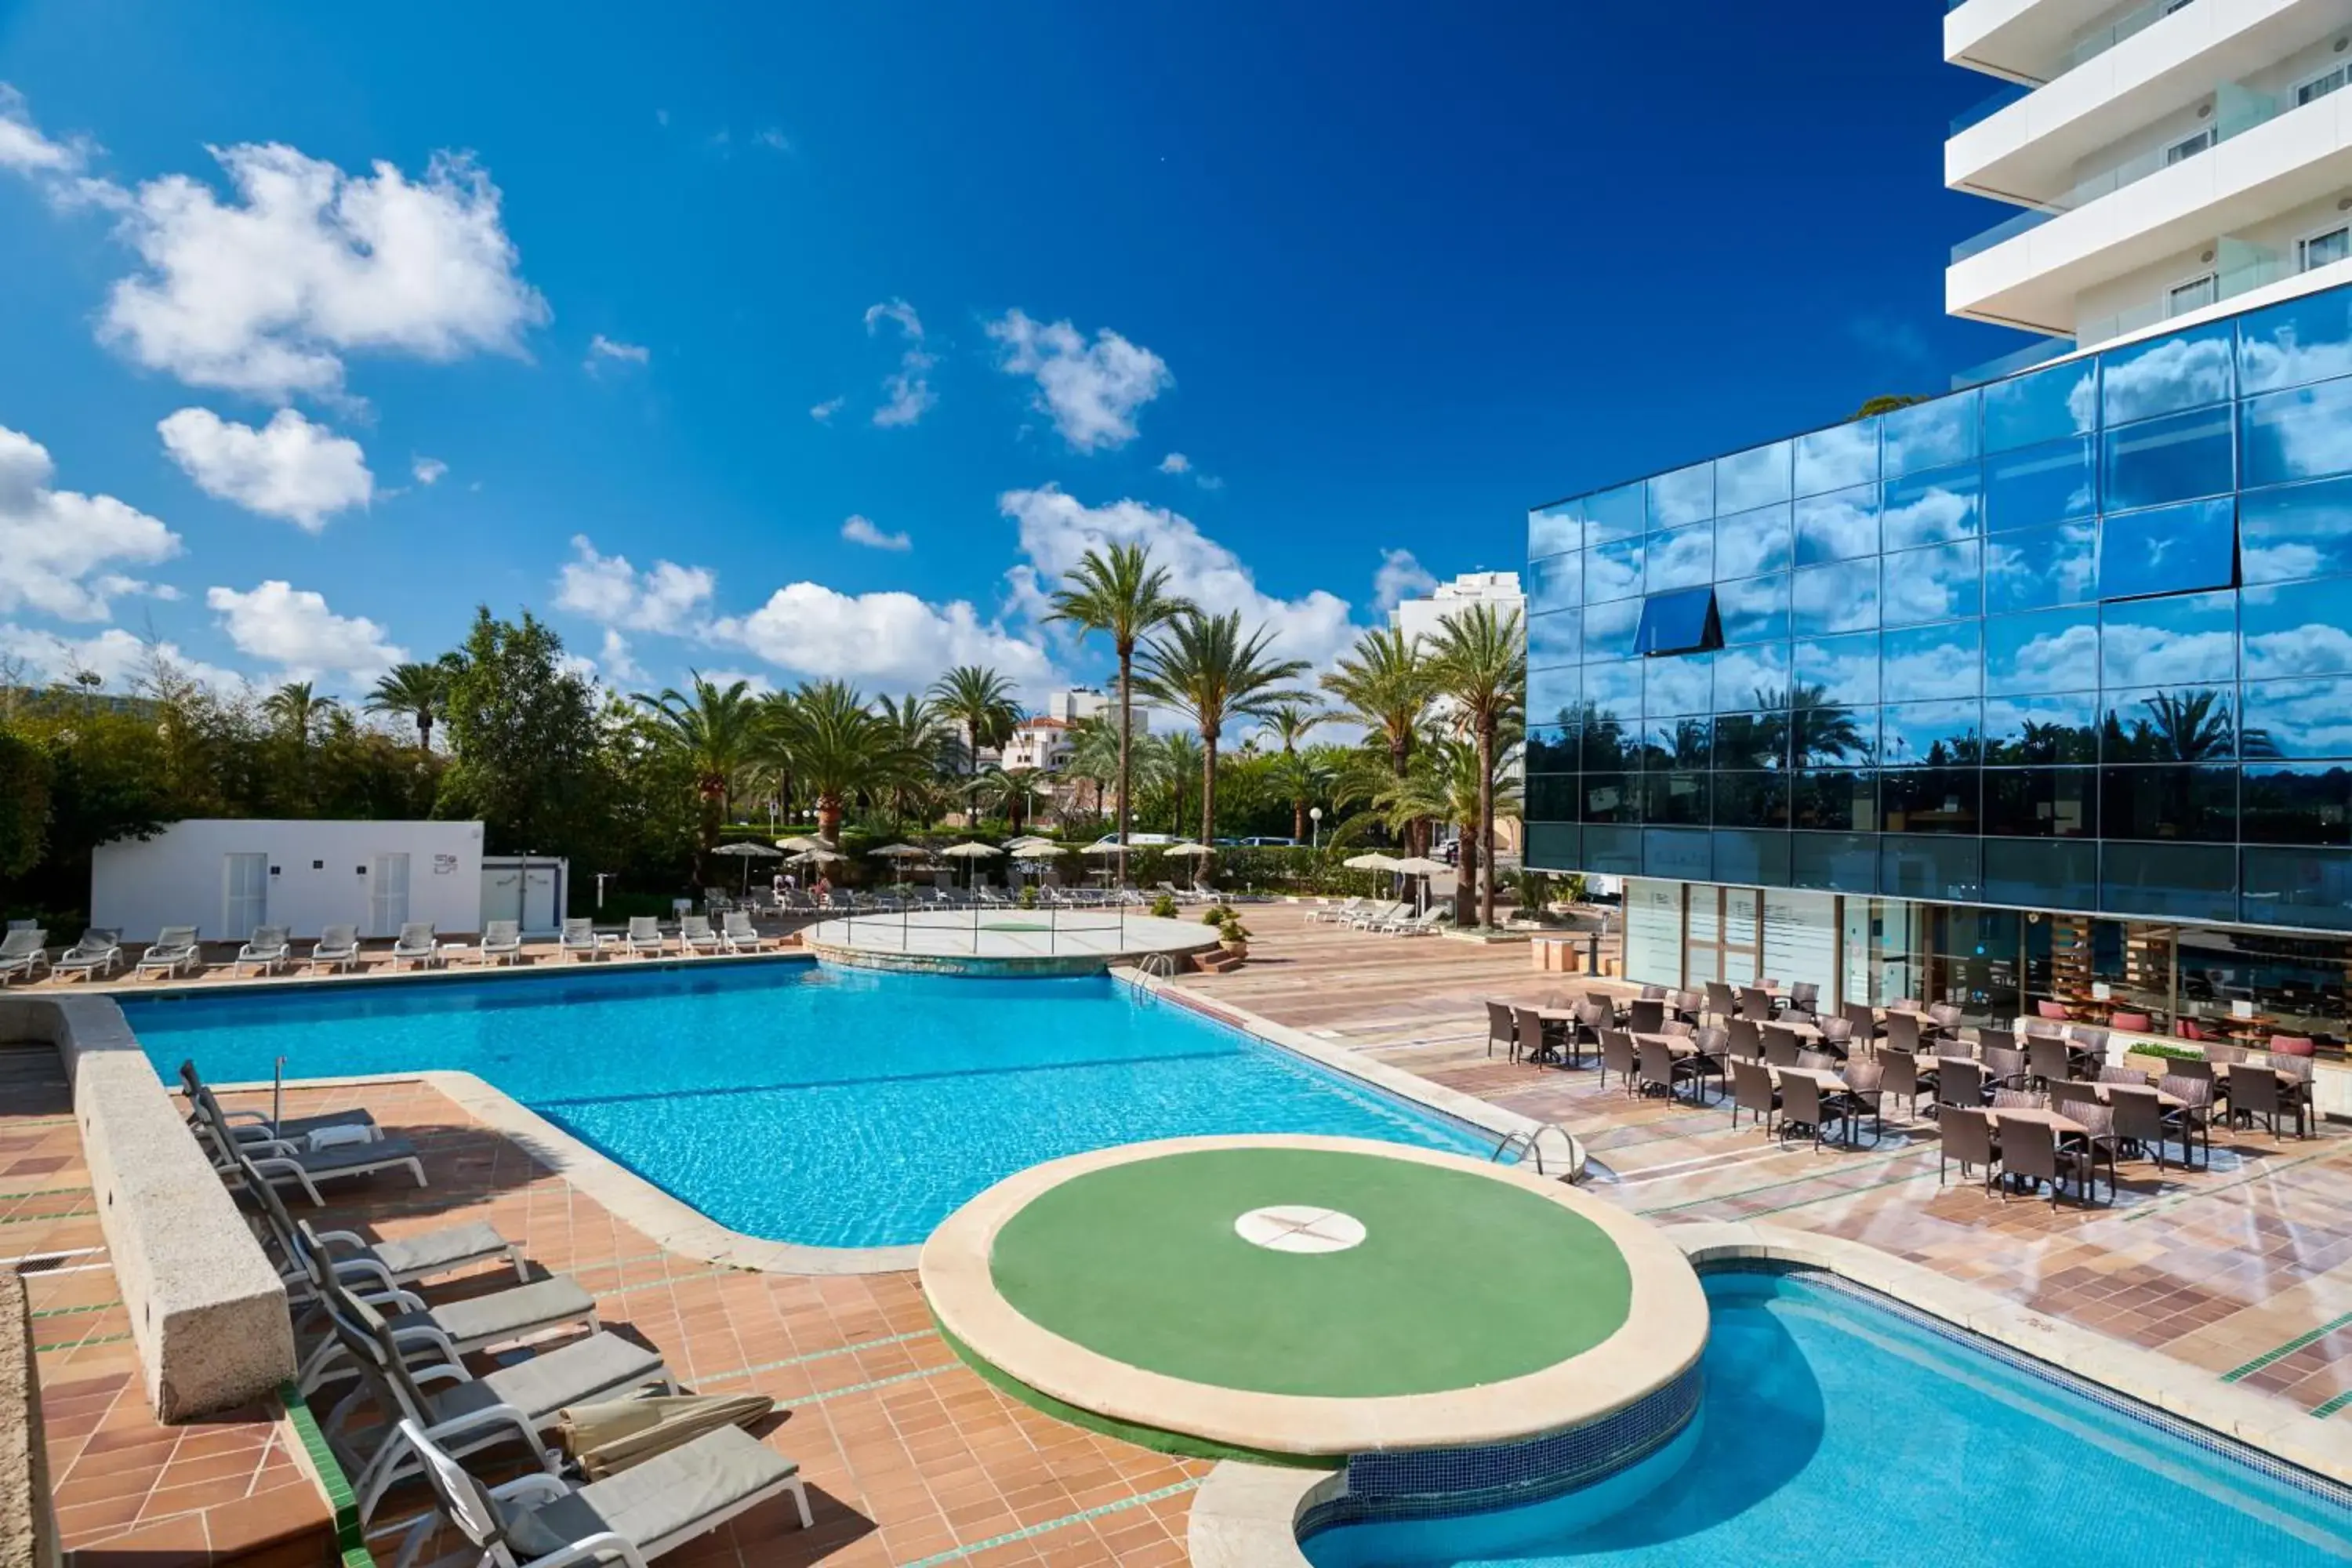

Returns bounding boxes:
[1218,916,1251,944]
[1200,903,1236,927]
[1017,885,1039,909]
[2126,1041,2205,1062]
[1150,894,1178,919]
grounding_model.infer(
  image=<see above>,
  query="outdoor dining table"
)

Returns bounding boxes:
[1532,1009,1592,1068]
[1982,1105,2086,1137]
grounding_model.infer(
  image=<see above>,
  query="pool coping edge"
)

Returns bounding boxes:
[1185,1220,2352,1568]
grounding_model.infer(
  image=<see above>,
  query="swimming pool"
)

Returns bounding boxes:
[121,962,1496,1249]
[1302,1270,2352,1567]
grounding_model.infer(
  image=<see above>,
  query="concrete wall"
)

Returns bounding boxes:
[0,996,293,1422]
[0,1269,58,1568]
[93,818,486,942]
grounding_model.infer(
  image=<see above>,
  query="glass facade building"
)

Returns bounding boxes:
[1525,282,2352,1043]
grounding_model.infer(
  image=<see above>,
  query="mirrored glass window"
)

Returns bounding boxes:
[2103,407,2235,514]
[1581,719,1632,771]
[1583,595,1641,662]
[1715,503,1793,579]
[1526,774,1577,823]
[1792,559,1879,635]
[1581,773,1636,824]
[2101,841,2238,923]
[1634,588,1719,659]
[1794,631,1880,707]
[1984,521,2098,614]
[2245,579,2352,679]
[2097,498,2237,601]
[1983,837,2097,908]
[1983,692,2099,764]
[1714,644,1794,714]
[1882,621,1983,702]
[1881,392,1979,477]
[2239,846,2352,931]
[1794,771,1879,833]
[1715,712,1789,771]
[2100,766,2237,842]
[2241,474,2352,585]
[1648,461,1714,530]
[2241,765,2352,846]
[1713,772,1791,830]
[1882,463,1983,551]
[2100,320,2235,424]
[2239,287,2352,395]
[1985,606,2099,695]
[1882,539,1981,628]
[1795,700,1877,767]
[1646,523,1715,591]
[1528,503,1581,559]
[2101,685,2237,764]
[2242,376,2352,489]
[1882,771,1981,837]
[1793,485,1879,565]
[1881,833,1980,897]
[1640,775,1710,828]
[2102,590,2238,687]
[1584,537,1644,604]
[1715,440,1792,513]
[2241,677,2352,759]
[1584,824,1642,874]
[1525,726,1575,774]
[1712,827,1792,887]
[1642,651,1714,716]
[1984,768,2096,837]
[1528,607,1581,668]
[1526,551,1581,613]
[1981,357,2099,452]
[1795,419,1879,497]
[1881,699,1982,767]
[1528,664,1582,731]
[1984,437,2096,532]
[1585,481,1646,545]
[1715,573,1789,646]
[1646,716,1713,768]
[1582,657,1642,720]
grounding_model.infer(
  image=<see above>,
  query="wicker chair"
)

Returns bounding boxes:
[1939,1106,1999,1193]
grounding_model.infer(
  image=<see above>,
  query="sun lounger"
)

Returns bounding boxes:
[0,927,47,985]
[227,1144,517,1308]
[559,916,608,961]
[308,924,362,972]
[181,1060,378,1145]
[720,912,765,953]
[678,915,722,956]
[234,924,293,976]
[191,1086,426,1206]
[390,921,441,970]
[626,916,668,957]
[50,929,122,981]
[390,1411,810,1568]
[136,924,202,978]
[482,919,526,965]
[1383,906,1449,936]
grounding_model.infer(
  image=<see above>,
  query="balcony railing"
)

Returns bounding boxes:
[1951,77,2286,264]
[2066,0,2196,74]
[1949,334,2079,391]
[1951,82,2031,136]
[2074,237,2286,347]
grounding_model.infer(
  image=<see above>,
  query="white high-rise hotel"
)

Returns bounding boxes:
[1948,0,2352,365]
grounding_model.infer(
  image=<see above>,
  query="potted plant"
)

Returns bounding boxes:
[1017,885,1039,910]
[1200,904,1235,927]
[1218,915,1251,957]
[1150,894,1178,920]
[2125,1040,2202,1079]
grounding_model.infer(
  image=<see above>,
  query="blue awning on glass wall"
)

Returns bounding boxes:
[1634,586,1720,656]
[2097,498,2238,601]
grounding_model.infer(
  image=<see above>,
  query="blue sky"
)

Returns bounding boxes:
[0,2,2029,708]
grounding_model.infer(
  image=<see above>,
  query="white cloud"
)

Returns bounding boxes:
[986,309,1172,452]
[93,573,180,603]
[158,407,372,531]
[0,83,85,176]
[597,627,647,684]
[411,456,448,485]
[1372,548,1438,613]
[840,514,911,552]
[1157,452,1191,474]
[710,583,1054,695]
[554,535,715,634]
[998,485,1356,671]
[586,333,649,371]
[99,142,546,401]
[205,579,404,682]
[0,622,241,691]
[0,423,182,622]
[808,396,844,423]
[863,299,934,428]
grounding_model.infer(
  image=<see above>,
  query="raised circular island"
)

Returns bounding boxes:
[804,908,1225,977]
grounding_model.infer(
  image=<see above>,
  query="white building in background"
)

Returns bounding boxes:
[1001,717,1074,772]
[1039,688,1116,725]
[1388,571,1526,648]
[90,820,500,941]
[1947,0,2352,365]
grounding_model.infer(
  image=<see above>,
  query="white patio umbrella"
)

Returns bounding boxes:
[939,840,1001,889]
[1389,855,1448,913]
[787,847,846,866]
[1011,842,1065,858]
[776,835,835,854]
[869,843,932,884]
[710,840,782,894]
[1163,842,1214,858]
[1344,851,1401,871]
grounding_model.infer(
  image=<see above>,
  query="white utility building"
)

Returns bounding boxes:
[91,820,499,942]
[1388,571,1526,648]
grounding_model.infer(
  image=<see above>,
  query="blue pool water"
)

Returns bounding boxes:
[1305,1272,2352,1567]
[121,962,1494,1248]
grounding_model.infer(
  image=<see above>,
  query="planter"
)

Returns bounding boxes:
[1219,940,1249,960]
[2123,1049,2183,1079]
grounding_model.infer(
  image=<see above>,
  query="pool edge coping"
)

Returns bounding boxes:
[1184,1220,2352,1568]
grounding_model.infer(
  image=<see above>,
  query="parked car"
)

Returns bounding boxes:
[1233,836,1298,847]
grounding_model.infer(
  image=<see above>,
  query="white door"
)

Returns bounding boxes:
[370,853,411,937]
[522,866,558,933]
[223,854,268,941]
[481,868,524,927]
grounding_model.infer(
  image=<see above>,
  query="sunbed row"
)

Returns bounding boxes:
[1302,897,1452,935]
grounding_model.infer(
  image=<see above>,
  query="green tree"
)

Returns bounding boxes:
[1321,626,1433,848]
[767,680,890,844]
[436,608,607,860]
[927,666,1020,778]
[968,764,1046,833]
[365,661,452,750]
[0,724,55,880]
[1044,543,1193,864]
[1424,605,1526,929]
[1134,611,1309,857]
[1853,394,1929,419]
[1372,738,1522,924]
[633,673,763,885]
[261,681,339,746]
[874,693,951,826]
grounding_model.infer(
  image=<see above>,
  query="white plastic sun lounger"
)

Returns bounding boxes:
[50,929,121,981]
[234,924,293,976]
[720,912,766,953]
[626,916,668,957]
[181,1060,379,1145]
[0,928,45,985]
[677,915,722,956]
[309,924,362,972]
[391,921,441,970]
[482,920,526,965]
[192,1087,426,1207]
[136,925,202,978]
[560,917,608,961]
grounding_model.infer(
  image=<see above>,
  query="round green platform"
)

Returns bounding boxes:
[990,1145,1631,1398]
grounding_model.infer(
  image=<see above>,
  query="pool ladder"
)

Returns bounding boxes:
[1494,1122,1583,1183]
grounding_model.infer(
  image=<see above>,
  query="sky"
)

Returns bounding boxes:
[0,2,2033,713]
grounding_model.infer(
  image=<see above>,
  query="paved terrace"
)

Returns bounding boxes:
[0,899,2345,1566]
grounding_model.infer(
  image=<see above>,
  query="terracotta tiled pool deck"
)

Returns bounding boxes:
[6,900,2351,1564]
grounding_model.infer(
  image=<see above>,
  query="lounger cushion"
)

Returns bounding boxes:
[292,1134,423,1174]
[430,1331,663,1427]
[388,1276,593,1348]
[271,1109,379,1141]
[369,1220,508,1279]
[502,1427,797,1557]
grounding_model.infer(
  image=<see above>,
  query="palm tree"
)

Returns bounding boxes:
[1134,611,1310,858]
[1321,626,1434,847]
[633,673,762,884]
[874,693,949,825]
[1424,606,1525,929]
[365,662,448,750]
[1065,714,1124,818]
[1266,747,1335,842]
[1152,731,1202,836]
[262,681,339,746]
[1263,702,1328,757]
[928,665,1021,779]
[1045,543,1193,866]
[968,764,1046,833]
[1371,739,1521,924]
[767,680,888,844]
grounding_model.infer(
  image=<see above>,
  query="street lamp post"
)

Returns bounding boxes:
[1308,805,1323,850]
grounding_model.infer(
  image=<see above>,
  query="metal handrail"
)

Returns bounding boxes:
[1493,1121,1583,1181]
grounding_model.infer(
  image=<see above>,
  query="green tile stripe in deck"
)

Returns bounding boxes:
[2220,1310,2352,1385]
[897,1478,1203,1568]
[989,1145,1632,1399]
[2310,1388,2352,1421]
[278,1379,365,1560]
